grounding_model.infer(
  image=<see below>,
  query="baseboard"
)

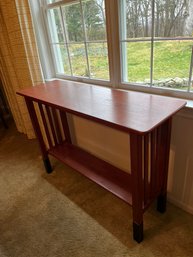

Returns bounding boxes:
[168,195,193,215]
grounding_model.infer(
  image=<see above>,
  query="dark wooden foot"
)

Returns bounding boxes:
[43,158,53,173]
[157,194,167,213]
[133,222,143,243]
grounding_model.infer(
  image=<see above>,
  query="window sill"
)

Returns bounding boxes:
[185,100,193,109]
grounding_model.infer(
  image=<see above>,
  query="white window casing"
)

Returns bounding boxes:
[30,0,193,100]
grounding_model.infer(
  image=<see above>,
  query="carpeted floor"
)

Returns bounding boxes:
[0,121,193,257]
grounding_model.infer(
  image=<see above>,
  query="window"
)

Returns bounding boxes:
[36,0,193,98]
[119,0,193,92]
[45,0,109,81]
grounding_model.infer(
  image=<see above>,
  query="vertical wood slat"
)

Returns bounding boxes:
[143,134,149,206]
[130,133,144,242]
[150,129,157,198]
[154,118,172,197]
[52,108,63,144]
[156,118,172,213]
[45,105,58,146]
[59,110,72,144]
[38,103,53,148]
[156,125,163,193]
[130,133,143,224]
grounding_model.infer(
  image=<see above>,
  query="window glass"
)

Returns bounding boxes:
[126,41,151,84]
[120,0,193,91]
[154,41,192,90]
[62,2,84,43]
[68,44,88,76]
[88,42,109,80]
[120,0,152,84]
[52,44,64,73]
[48,8,65,43]
[53,44,71,75]
[82,0,107,41]
[153,0,193,91]
[47,0,109,80]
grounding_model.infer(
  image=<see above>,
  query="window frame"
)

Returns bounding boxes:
[118,0,193,99]
[37,0,193,100]
[43,0,113,87]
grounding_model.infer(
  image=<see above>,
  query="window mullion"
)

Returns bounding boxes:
[105,0,121,87]
[79,0,91,78]
[188,46,193,92]
[150,0,155,87]
[60,7,73,76]
[119,0,128,82]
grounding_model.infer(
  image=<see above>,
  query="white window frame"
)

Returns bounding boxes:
[31,0,193,100]
[41,0,114,87]
[118,0,193,100]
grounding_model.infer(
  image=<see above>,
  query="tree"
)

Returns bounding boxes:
[83,0,105,40]
[125,0,190,38]
[63,0,104,42]
[63,3,83,42]
[160,0,187,37]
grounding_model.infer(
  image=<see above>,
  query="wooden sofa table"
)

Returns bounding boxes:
[17,80,186,243]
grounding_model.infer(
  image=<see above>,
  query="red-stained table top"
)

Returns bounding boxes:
[17,80,186,134]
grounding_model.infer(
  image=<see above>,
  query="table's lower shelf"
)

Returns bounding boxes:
[48,142,133,205]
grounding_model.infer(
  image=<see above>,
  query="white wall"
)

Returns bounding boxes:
[168,108,193,214]
[70,107,193,215]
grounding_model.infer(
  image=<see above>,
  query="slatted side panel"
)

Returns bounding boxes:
[35,102,71,149]
[143,121,169,210]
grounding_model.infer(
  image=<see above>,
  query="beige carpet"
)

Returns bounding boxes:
[0,122,193,257]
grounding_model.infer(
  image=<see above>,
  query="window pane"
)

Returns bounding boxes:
[60,45,71,75]
[153,41,192,90]
[120,0,152,84]
[47,0,110,81]
[48,8,65,43]
[125,0,152,39]
[62,2,84,43]
[82,0,107,41]
[154,0,189,38]
[52,44,71,75]
[125,42,151,84]
[153,0,193,90]
[88,42,109,80]
[69,44,88,76]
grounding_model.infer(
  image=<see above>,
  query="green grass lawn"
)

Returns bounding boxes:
[61,40,193,86]
[127,40,193,82]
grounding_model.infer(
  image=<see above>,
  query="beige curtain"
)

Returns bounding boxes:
[0,0,44,138]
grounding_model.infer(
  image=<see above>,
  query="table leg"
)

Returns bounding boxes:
[130,133,143,243]
[25,98,52,173]
[157,194,167,213]
[156,118,172,213]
